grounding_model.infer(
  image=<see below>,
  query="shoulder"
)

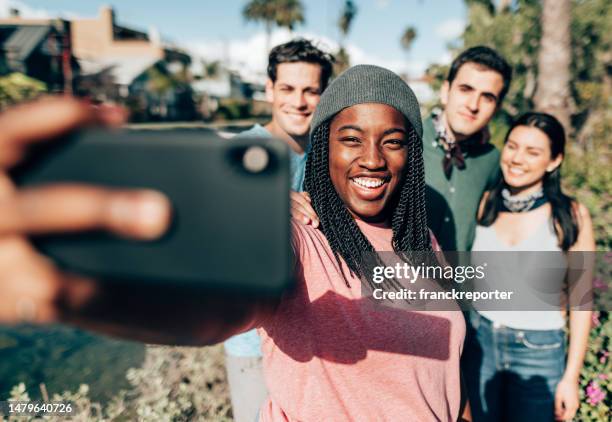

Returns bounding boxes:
[474,143,501,180]
[236,124,270,139]
[472,142,500,161]
[488,144,501,158]
[290,219,328,256]
[291,218,321,237]
[463,138,500,179]
[421,115,436,142]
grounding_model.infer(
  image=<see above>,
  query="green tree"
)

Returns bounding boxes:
[243,0,305,52]
[145,65,190,120]
[146,67,177,95]
[569,0,612,150]
[0,73,46,109]
[465,0,495,15]
[497,0,512,13]
[201,60,221,79]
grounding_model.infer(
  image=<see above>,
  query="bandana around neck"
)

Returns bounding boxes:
[432,108,490,179]
[500,187,548,213]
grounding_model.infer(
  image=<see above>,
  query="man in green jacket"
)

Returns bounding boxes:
[424,46,512,251]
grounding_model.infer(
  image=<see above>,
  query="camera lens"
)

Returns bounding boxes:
[242,146,269,173]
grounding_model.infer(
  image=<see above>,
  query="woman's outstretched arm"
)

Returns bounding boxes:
[0,96,278,346]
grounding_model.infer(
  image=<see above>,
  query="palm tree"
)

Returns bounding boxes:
[274,0,305,32]
[534,0,572,133]
[334,0,358,74]
[400,26,417,77]
[242,0,305,53]
[338,0,357,47]
[202,60,221,79]
[400,26,417,53]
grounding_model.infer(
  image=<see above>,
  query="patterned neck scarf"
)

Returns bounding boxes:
[500,187,548,213]
[432,108,490,179]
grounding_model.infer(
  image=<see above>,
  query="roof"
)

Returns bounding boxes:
[79,55,160,85]
[3,25,50,61]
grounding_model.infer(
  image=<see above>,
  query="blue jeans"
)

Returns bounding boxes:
[463,311,566,422]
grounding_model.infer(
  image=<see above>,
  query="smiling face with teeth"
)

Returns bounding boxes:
[265,62,323,151]
[328,103,410,223]
[501,125,563,195]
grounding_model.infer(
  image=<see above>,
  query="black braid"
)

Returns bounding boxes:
[304,120,433,291]
[391,128,435,269]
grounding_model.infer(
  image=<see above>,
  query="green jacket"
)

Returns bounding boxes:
[422,115,501,251]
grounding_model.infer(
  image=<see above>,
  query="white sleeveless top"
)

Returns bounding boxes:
[472,217,566,330]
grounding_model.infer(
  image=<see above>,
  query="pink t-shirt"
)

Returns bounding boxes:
[252,220,466,421]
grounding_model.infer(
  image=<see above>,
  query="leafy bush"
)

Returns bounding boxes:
[0,73,46,109]
[2,345,232,422]
[580,311,611,420]
[216,99,252,121]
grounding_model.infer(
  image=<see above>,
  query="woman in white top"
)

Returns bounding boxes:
[464,112,595,421]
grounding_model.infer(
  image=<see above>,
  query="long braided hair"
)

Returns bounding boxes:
[303,116,432,289]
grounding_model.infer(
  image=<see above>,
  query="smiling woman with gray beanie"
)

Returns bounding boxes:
[234,64,467,421]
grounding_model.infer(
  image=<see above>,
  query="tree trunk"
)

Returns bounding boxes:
[534,0,572,134]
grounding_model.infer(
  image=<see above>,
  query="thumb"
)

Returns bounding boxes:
[554,391,566,420]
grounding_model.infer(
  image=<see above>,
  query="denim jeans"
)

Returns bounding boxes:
[463,311,566,422]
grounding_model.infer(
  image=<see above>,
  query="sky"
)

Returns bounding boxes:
[0,0,468,81]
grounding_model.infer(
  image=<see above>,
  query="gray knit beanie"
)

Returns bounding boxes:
[310,64,423,139]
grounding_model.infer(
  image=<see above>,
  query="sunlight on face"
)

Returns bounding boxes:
[441,63,504,140]
[501,125,562,193]
[265,62,322,139]
[328,103,410,223]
